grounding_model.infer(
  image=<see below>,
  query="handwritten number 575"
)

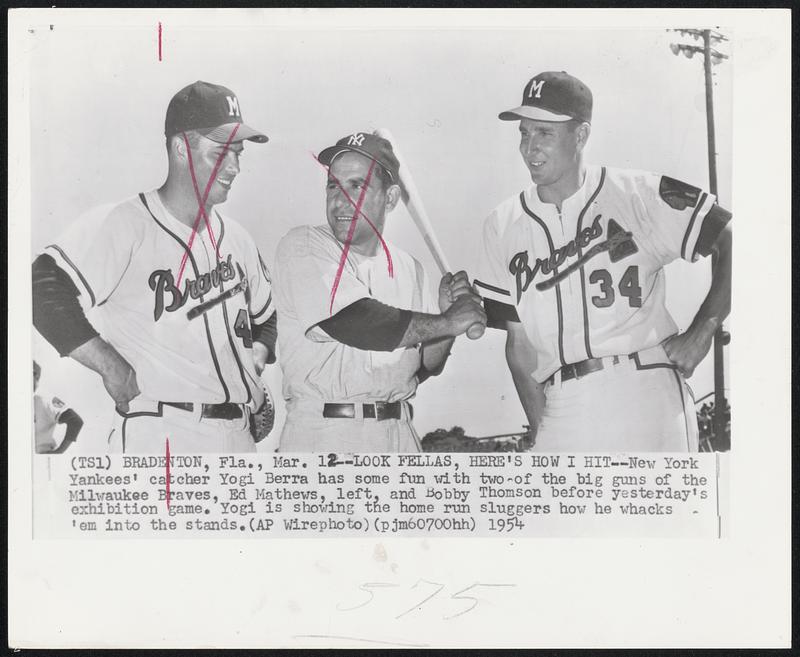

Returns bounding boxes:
[444,583,516,620]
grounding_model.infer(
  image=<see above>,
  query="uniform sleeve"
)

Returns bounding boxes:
[410,256,439,315]
[473,210,520,328]
[243,238,274,324]
[633,173,727,264]
[276,229,372,342]
[42,203,141,310]
[421,269,439,315]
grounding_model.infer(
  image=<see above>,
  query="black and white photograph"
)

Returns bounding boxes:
[28,18,733,456]
[8,8,790,649]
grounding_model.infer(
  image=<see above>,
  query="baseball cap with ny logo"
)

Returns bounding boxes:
[165,80,268,143]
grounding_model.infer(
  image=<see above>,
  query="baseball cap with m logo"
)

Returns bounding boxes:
[499,71,592,123]
[165,80,268,143]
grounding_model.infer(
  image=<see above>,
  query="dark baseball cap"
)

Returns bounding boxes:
[317,132,401,187]
[499,71,592,123]
[165,80,268,143]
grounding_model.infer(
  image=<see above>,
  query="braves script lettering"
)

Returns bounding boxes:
[509,216,637,301]
[149,254,236,320]
[509,215,602,302]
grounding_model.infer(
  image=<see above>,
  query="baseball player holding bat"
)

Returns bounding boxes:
[273,131,486,452]
[32,81,277,453]
[476,71,732,452]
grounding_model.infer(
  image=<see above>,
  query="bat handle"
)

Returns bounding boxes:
[466,322,485,340]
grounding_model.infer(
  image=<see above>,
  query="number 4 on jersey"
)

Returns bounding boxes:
[234,308,253,347]
[618,265,642,307]
[590,265,641,308]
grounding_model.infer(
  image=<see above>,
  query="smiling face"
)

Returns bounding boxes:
[325,151,399,254]
[184,132,244,206]
[518,118,589,204]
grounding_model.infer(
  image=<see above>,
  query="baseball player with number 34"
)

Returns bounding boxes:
[476,72,732,452]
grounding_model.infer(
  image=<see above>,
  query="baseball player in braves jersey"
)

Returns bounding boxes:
[476,72,731,452]
[32,81,277,453]
[274,132,485,452]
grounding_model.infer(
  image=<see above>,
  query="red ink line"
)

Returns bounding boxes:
[312,153,394,278]
[183,133,220,255]
[176,125,239,286]
[310,154,394,313]
[165,437,171,510]
[327,159,375,315]
[158,22,162,62]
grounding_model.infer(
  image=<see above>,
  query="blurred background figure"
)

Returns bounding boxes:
[33,361,83,454]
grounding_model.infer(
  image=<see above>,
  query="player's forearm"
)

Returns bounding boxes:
[419,336,454,379]
[399,313,460,348]
[689,224,731,338]
[505,324,545,432]
[508,362,545,432]
[69,336,135,386]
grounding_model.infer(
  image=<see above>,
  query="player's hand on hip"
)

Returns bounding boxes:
[103,363,141,413]
[663,324,715,378]
[442,293,487,337]
[252,341,270,376]
[438,270,478,312]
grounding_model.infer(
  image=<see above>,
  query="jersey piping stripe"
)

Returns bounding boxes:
[519,193,566,368]
[138,193,232,403]
[215,209,226,253]
[118,404,166,454]
[213,210,253,403]
[629,350,678,372]
[574,166,607,361]
[220,296,254,405]
[473,279,511,296]
[45,244,97,307]
[670,370,692,450]
[251,294,273,321]
[680,192,708,261]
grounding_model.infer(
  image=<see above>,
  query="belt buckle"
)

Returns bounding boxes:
[563,363,578,382]
[363,403,377,420]
[375,402,389,421]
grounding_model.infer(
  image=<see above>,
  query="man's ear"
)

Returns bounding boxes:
[169,133,190,162]
[575,122,591,153]
[385,183,402,212]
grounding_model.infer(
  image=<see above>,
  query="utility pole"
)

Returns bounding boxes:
[668,28,730,445]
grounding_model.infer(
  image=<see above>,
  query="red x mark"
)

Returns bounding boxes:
[176,124,240,286]
[311,153,394,315]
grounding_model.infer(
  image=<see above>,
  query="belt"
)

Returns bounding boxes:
[163,402,244,420]
[322,402,411,421]
[547,354,629,385]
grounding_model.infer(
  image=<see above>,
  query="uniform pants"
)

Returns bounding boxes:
[535,347,699,453]
[279,400,422,453]
[108,399,256,454]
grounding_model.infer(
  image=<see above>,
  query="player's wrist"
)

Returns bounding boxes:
[690,316,721,341]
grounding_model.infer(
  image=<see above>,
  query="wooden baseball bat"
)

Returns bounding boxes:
[373,128,485,340]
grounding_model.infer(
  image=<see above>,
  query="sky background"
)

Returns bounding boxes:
[27,15,732,451]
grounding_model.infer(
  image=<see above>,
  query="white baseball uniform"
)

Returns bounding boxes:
[476,165,729,452]
[274,224,438,452]
[44,190,274,453]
